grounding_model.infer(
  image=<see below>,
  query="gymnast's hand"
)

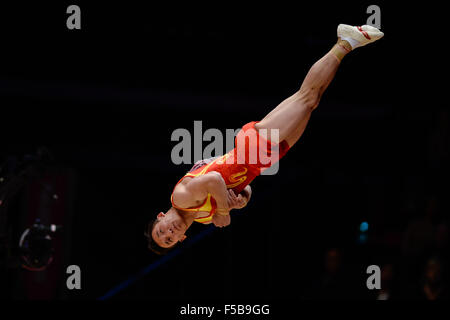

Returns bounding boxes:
[212,213,231,228]
[227,189,248,210]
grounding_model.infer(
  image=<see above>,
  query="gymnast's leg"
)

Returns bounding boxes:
[256,24,384,148]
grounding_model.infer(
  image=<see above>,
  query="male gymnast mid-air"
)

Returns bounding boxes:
[145,24,384,255]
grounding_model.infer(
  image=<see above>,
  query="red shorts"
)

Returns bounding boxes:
[233,121,290,174]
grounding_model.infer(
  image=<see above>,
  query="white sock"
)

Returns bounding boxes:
[340,37,360,50]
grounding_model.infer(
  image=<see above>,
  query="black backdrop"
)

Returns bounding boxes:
[1,1,449,304]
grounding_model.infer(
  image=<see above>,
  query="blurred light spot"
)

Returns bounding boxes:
[358,233,368,244]
[359,221,369,232]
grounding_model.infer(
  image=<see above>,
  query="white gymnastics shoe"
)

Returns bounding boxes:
[337,24,384,49]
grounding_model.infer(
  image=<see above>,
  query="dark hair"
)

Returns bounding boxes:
[144,219,175,255]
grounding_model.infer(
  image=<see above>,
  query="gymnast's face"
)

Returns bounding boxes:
[151,211,187,248]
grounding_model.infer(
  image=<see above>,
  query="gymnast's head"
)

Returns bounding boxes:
[144,207,188,255]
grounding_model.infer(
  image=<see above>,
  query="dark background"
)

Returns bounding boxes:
[0,1,448,302]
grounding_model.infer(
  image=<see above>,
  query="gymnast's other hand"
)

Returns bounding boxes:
[227,189,248,210]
